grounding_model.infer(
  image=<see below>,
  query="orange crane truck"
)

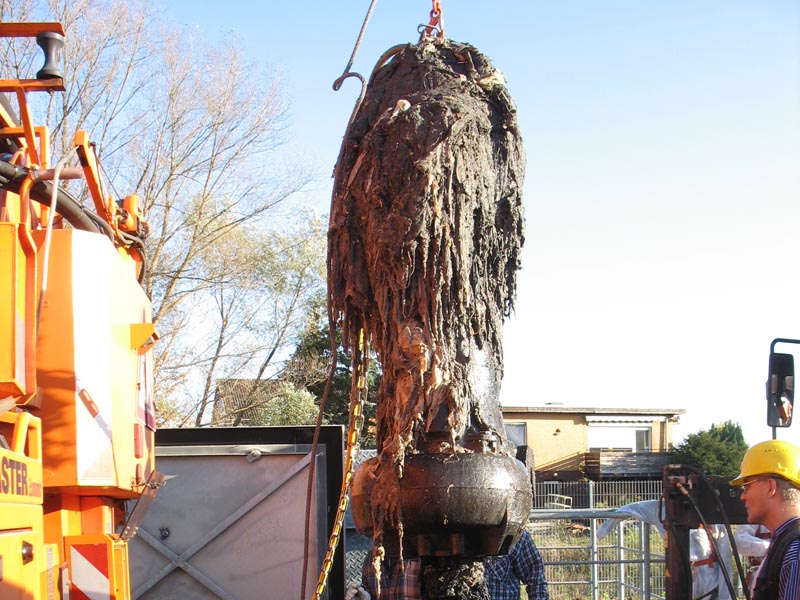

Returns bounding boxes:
[0,22,160,599]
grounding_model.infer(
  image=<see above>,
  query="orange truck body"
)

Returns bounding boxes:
[0,22,157,599]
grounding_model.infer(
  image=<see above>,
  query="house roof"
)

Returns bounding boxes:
[501,405,685,418]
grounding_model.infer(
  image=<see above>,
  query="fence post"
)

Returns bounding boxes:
[643,521,652,599]
[588,515,597,600]
[617,521,625,600]
[589,479,599,600]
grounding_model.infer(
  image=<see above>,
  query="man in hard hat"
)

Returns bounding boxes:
[730,439,800,599]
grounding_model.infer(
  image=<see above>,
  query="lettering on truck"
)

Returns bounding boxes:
[0,456,41,498]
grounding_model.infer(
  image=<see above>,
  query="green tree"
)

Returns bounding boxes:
[172,217,327,427]
[284,319,381,448]
[671,421,748,478]
[250,382,324,427]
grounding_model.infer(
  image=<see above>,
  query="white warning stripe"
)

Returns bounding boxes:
[70,546,110,600]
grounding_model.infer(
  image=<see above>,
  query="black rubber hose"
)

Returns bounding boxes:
[32,180,108,235]
[0,98,103,234]
[26,175,148,284]
[0,159,26,185]
[0,143,147,282]
[0,159,103,234]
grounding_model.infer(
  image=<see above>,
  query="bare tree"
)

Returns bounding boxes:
[1,0,323,426]
[162,217,327,427]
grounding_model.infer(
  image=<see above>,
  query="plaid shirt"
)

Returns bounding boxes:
[363,557,421,600]
[485,530,549,600]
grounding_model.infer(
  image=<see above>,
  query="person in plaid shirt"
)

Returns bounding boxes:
[355,556,421,600]
[347,529,548,600]
[485,529,549,600]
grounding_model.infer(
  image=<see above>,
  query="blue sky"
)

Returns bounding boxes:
[165,1,800,446]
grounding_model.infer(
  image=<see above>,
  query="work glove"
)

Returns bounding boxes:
[345,585,371,600]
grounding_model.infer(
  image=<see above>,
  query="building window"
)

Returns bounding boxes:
[587,426,634,451]
[505,422,527,447]
[636,429,652,452]
[587,420,657,453]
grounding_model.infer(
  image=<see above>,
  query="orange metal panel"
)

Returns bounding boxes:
[114,541,131,599]
[42,492,81,568]
[0,79,65,93]
[33,229,155,497]
[32,229,77,489]
[0,22,65,37]
[0,222,37,398]
[79,496,116,535]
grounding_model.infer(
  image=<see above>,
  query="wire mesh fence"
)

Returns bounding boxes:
[533,480,664,510]
[529,480,665,600]
[527,510,665,600]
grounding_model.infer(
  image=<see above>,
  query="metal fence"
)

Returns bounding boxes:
[532,480,664,510]
[530,480,665,600]
[527,516,664,600]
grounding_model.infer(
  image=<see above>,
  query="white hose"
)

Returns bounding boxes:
[36,145,78,329]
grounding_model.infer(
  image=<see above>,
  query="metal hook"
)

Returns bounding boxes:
[332,0,378,93]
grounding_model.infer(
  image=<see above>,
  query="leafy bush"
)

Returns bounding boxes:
[671,421,748,478]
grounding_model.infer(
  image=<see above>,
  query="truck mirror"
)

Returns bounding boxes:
[767,352,794,428]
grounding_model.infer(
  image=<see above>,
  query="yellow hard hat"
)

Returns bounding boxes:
[730,439,800,487]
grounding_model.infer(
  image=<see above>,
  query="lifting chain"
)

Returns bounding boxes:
[311,332,370,600]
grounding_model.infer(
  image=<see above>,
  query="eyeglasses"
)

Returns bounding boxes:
[739,476,773,495]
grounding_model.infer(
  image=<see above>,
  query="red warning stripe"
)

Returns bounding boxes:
[70,542,110,600]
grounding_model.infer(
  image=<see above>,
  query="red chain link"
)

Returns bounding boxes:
[423,0,445,39]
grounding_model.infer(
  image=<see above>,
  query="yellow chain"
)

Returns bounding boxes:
[313,332,368,599]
